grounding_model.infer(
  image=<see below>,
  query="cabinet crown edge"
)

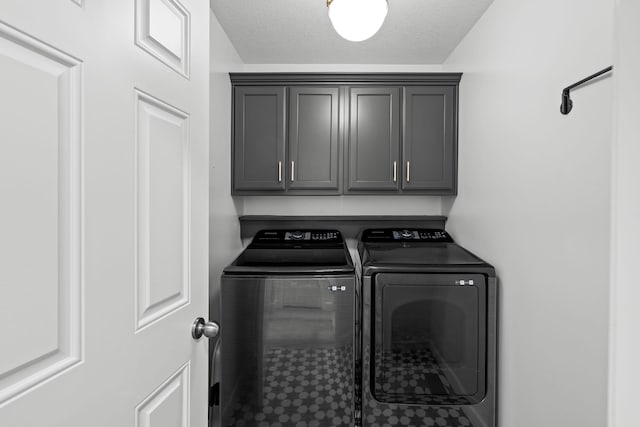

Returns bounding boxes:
[229,72,462,85]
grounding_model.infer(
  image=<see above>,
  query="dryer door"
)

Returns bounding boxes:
[372,273,487,405]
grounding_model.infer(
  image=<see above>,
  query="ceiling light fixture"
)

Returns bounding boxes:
[327,0,389,42]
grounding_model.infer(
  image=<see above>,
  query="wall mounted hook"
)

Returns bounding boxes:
[560,66,612,115]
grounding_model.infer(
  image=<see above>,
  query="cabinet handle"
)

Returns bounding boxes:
[407,161,411,182]
[291,161,295,182]
[278,161,282,182]
[393,161,397,182]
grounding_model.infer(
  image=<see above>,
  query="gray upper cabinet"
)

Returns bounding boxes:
[347,87,400,192]
[402,86,457,193]
[230,73,461,195]
[233,86,286,191]
[288,87,340,191]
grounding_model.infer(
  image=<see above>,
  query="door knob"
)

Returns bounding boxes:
[191,317,220,340]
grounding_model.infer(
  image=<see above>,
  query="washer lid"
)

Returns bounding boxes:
[224,229,354,275]
[360,243,486,267]
[234,247,352,267]
[223,248,355,275]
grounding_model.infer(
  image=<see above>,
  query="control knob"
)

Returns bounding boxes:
[290,231,304,240]
[400,229,413,238]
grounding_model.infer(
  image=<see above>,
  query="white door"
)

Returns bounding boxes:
[0,1,210,426]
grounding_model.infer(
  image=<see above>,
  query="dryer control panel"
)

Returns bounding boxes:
[361,229,453,243]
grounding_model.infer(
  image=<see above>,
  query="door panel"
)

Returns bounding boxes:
[347,87,400,191]
[288,87,340,191]
[135,0,190,78]
[233,86,286,191]
[0,0,209,426]
[135,362,190,427]
[0,21,82,405]
[135,89,191,331]
[402,86,456,192]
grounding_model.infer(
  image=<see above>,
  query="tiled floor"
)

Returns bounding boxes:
[225,345,475,427]
[362,401,473,427]
[373,347,472,406]
[225,346,353,427]
[361,346,476,427]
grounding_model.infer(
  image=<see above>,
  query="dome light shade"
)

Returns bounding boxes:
[327,0,389,42]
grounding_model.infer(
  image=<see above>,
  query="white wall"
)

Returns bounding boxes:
[242,196,441,216]
[209,10,244,318]
[241,64,444,73]
[443,1,613,427]
[608,0,640,426]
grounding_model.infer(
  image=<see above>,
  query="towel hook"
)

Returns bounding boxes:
[561,66,613,115]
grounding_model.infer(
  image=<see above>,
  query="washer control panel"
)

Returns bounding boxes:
[362,229,453,243]
[252,229,343,245]
[284,231,340,241]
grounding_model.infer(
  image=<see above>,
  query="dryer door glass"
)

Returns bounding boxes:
[372,273,487,405]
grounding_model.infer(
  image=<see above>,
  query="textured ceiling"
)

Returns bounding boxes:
[210,0,494,64]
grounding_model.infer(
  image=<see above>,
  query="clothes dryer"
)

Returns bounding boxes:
[358,229,497,427]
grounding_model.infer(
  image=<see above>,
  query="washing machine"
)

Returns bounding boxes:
[358,229,497,427]
[219,229,357,427]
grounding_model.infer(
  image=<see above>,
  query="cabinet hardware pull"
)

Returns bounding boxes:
[407,161,411,182]
[291,161,295,182]
[393,161,397,182]
[278,161,282,182]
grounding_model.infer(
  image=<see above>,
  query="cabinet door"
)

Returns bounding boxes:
[402,86,457,193]
[233,86,286,191]
[347,87,400,191]
[288,87,340,191]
